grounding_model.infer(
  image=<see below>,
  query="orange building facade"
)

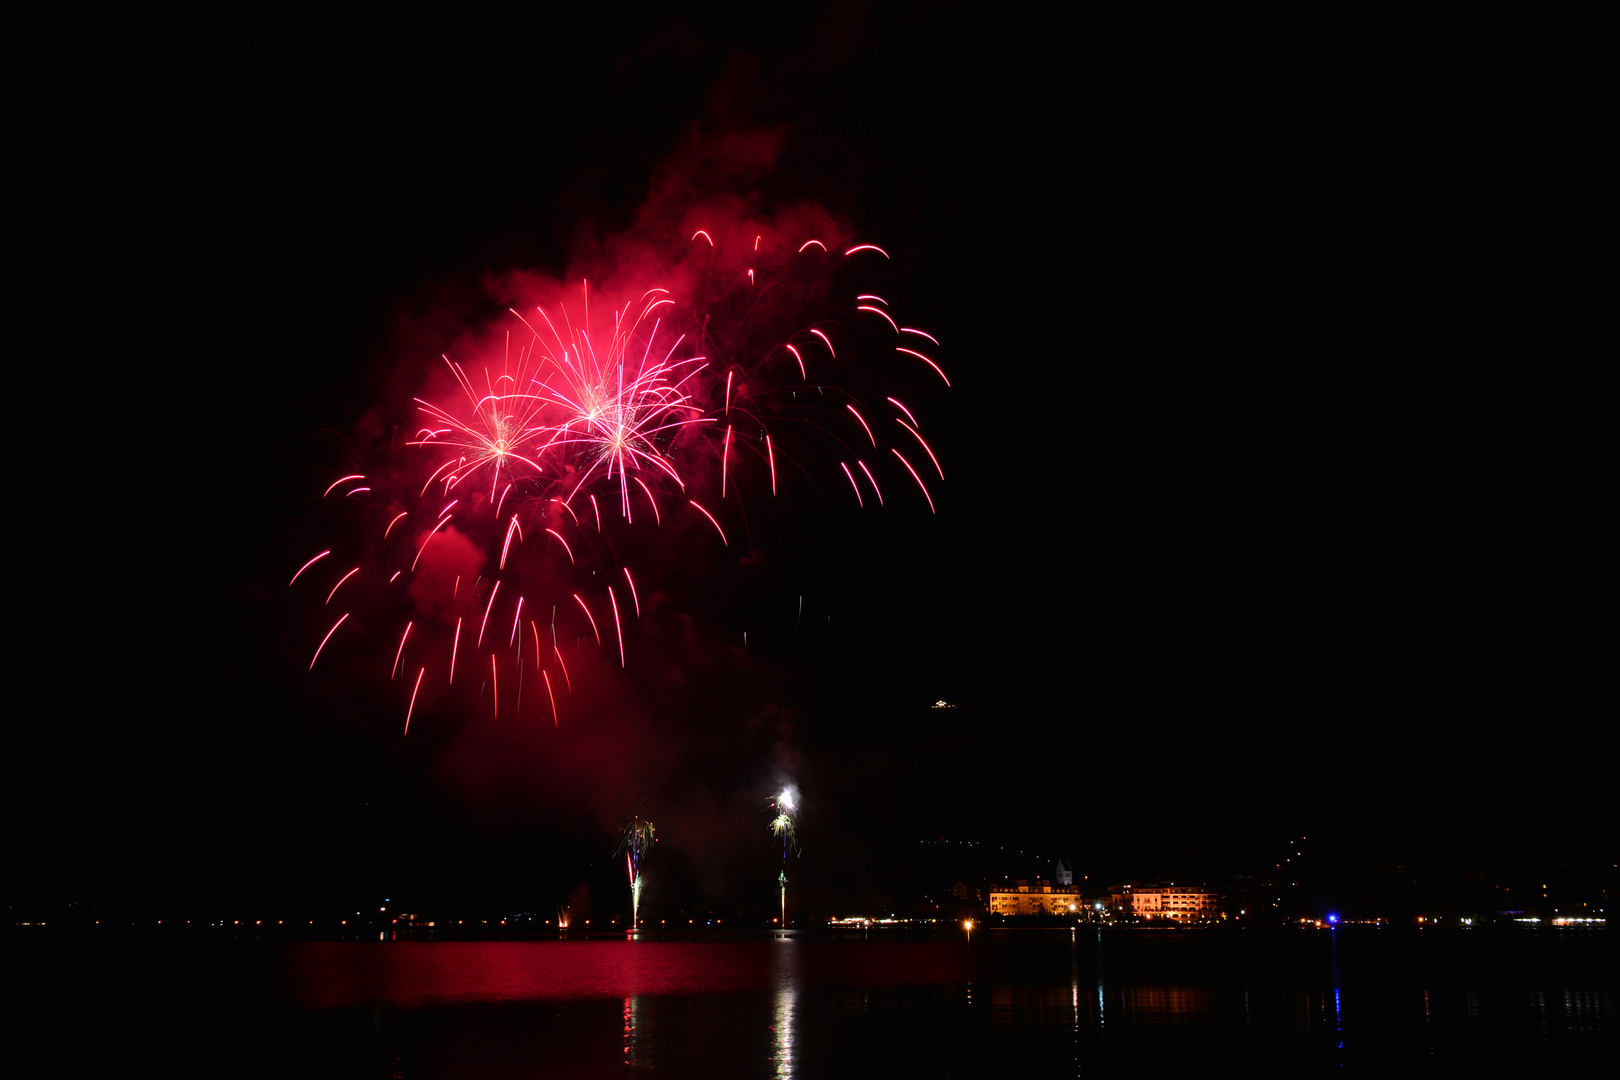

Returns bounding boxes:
[987,879,1084,916]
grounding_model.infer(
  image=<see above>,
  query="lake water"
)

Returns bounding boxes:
[13,927,1613,1076]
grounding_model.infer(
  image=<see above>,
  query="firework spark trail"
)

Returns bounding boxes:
[689,500,727,545]
[289,551,330,586]
[477,582,501,647]
[295,233,949,734]
[404,667,424,735]
[309,614,349,669]
[510,596,524,646]
[326,567,359,605]
[572,594,600,645]
[608,586,625,668]
[857,461,884,505]
[846,405,875,447]
[449,618,462,684]
[890,449,936,513]
[392,622,412,679]
[770,787,800,927]
[410,516,451,572]
[858,304,899,333]
[721,426,731,496]
[500,516,522,568]
[839,463,863,507]
[897,346,951,386]
[896,419,944,479]
[886,396,918,425]
[554,645,571,691]
[623,568,640,617]
[545,528,575,564]
[620,817,656,928]
[633,478,660,523]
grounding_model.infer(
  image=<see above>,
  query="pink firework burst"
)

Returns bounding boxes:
[292,227,951,736]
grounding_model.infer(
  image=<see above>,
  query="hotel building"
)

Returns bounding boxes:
[1109,884,1220,922]
[987,878,1085,916]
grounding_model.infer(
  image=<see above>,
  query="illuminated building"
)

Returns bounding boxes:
[1109,885,1219,922]
[987,878,1084,916]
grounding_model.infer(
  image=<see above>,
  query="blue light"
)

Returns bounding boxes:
[1327,914,1338,924]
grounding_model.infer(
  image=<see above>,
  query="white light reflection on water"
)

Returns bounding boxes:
[1071,926,1081,1078]
[1095,928,1106,1030]
[769,934,801,1078]
[1094,927,1107,1073]
[770,986,798,1078]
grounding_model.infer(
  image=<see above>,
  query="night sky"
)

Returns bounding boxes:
[16,9,1605,920]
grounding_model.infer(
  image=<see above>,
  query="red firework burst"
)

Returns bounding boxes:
[292,228,949,734]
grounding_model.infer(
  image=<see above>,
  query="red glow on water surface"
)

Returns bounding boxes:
[281,941,970,1009]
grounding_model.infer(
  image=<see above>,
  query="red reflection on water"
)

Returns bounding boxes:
[281,941,969,1009]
